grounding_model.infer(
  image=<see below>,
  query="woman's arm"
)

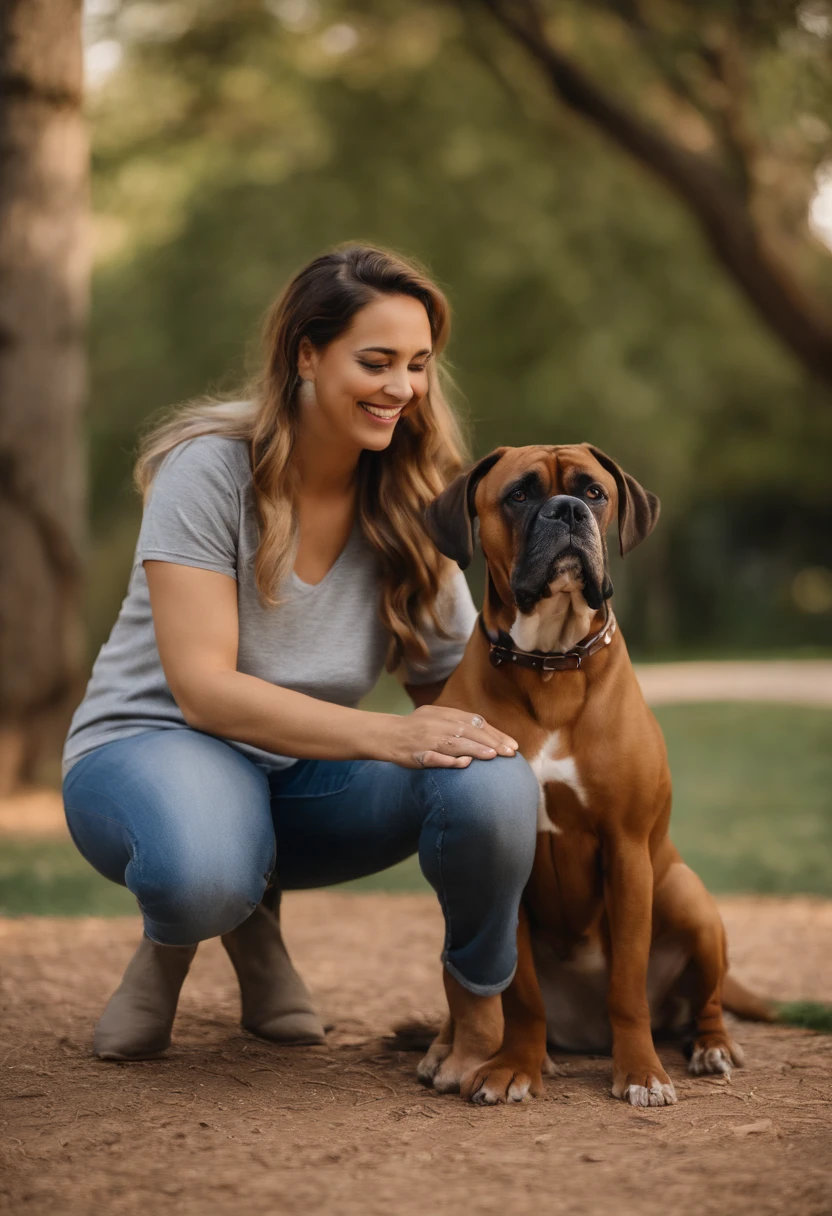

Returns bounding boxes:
[144,561,516,769]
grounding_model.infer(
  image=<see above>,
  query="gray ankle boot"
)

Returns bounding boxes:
[221,889,326,1045]
[94,934,197,1061]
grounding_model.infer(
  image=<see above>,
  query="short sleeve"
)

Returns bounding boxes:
[135,436,240,578]
[398,567,478,686]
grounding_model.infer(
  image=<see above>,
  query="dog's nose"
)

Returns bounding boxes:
[539,495,591,528]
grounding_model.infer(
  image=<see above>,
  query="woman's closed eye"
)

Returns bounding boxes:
[359,360,428,374]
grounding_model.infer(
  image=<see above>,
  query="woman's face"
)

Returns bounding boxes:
[296,293,433,454]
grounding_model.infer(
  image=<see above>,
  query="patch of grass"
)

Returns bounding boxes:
[775,1002,832,1033]
[335,856,425,893]
[1,704,829,914]
[658,704,832,896]
[0,840,138,917]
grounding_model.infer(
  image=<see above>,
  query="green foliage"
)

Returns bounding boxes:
[82,0,832,659]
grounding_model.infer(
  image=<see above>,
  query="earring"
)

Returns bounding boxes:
[297,377,315,404]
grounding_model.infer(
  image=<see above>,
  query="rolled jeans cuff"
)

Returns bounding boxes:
[441,952,518,997]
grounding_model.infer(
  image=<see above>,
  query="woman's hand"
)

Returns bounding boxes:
[376,706,519,769]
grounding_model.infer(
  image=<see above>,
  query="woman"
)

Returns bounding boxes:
[61,243,540,1063]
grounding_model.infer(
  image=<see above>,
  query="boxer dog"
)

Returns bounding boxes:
[416,444,770,1109]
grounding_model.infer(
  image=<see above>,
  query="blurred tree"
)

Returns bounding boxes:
[0,0,89,792]
[77,0,830,686]
[467,0,832,384]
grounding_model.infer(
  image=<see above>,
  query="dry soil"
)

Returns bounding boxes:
[1,894,831,1216]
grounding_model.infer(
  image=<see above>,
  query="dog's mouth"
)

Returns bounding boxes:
[542,550,585,594]
[513,546,587,613]
[512,542,610,615]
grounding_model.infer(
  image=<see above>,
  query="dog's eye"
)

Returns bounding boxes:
[585,484,605,501]
[508,489,527,503]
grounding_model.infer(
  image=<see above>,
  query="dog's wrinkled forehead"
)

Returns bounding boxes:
[475,445,617,511]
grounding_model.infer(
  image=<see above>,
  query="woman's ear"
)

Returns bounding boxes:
[424,449,507,570]
[297,336,317,381]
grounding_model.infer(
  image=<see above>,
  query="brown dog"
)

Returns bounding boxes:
[416,444,769,1108]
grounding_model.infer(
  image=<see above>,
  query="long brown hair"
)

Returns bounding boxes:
[134,243,470,673]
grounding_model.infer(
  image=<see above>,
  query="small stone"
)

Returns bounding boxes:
[731,1119,774,1137]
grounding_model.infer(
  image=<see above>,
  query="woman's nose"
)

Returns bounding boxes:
[383,373,414,404]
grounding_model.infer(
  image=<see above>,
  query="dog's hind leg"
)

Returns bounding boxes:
[416,1016,453,1085]
[654,862,744,1078]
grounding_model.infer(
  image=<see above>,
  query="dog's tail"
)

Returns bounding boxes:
[722,973,777,1022]
[724,974,832,1032]
[388,1017,441,1052]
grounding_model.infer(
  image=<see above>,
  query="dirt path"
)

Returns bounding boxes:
[1,894,831,1216]
[633,660,832,707]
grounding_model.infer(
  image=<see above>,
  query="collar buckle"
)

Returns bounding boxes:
[543,653,582,671]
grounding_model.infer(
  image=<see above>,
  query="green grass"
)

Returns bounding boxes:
[776,1002,832,1032]
[0,840,139,916]
[659,704,832,895]
[1,704,830,916]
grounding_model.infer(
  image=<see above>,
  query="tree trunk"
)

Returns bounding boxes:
[0,0,89,794]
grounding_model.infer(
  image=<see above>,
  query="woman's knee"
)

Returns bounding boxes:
[427,754,540,868]
[132,856,270,938]
[130,838,275,945]
[66,729,278,943]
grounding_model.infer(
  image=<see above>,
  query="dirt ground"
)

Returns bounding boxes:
[1,895,831,1216]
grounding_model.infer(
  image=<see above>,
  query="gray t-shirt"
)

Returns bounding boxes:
[61,433,477,779]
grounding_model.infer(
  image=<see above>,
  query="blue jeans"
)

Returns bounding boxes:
[62,728,540,995]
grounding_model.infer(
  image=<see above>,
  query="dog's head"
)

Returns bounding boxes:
[425,444,660,618]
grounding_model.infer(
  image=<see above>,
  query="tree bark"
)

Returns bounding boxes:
[474,0,832,385]
[0,0,89,793]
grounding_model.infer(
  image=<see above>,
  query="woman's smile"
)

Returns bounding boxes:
[358,401,404,422]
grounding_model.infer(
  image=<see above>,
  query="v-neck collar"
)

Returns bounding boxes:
[289,516,360,593]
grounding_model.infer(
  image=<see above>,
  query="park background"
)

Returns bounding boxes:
[2,0,830,911]
[2,5,832,1214]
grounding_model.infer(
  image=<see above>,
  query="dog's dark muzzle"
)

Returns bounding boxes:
[510,495,610,613]
[539,494,593,531]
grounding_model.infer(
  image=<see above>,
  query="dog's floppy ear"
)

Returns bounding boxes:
[424,449,507,570]
[584,444,660,556]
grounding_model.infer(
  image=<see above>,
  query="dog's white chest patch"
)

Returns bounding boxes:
[510,609,543,652]
[529,730,587,834]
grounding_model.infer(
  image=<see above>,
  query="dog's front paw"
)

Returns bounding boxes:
[461,1056,543,1106]
[430,1048,489,1094]
[613,1064,677,1107]
[689,1037,744,1078]
[416,1040,452,1086]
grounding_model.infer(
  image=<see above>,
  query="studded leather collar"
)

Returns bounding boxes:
[477,601,616,673]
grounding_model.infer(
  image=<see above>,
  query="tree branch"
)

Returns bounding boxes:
[699,30,757,198]
[468,0,832,384]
